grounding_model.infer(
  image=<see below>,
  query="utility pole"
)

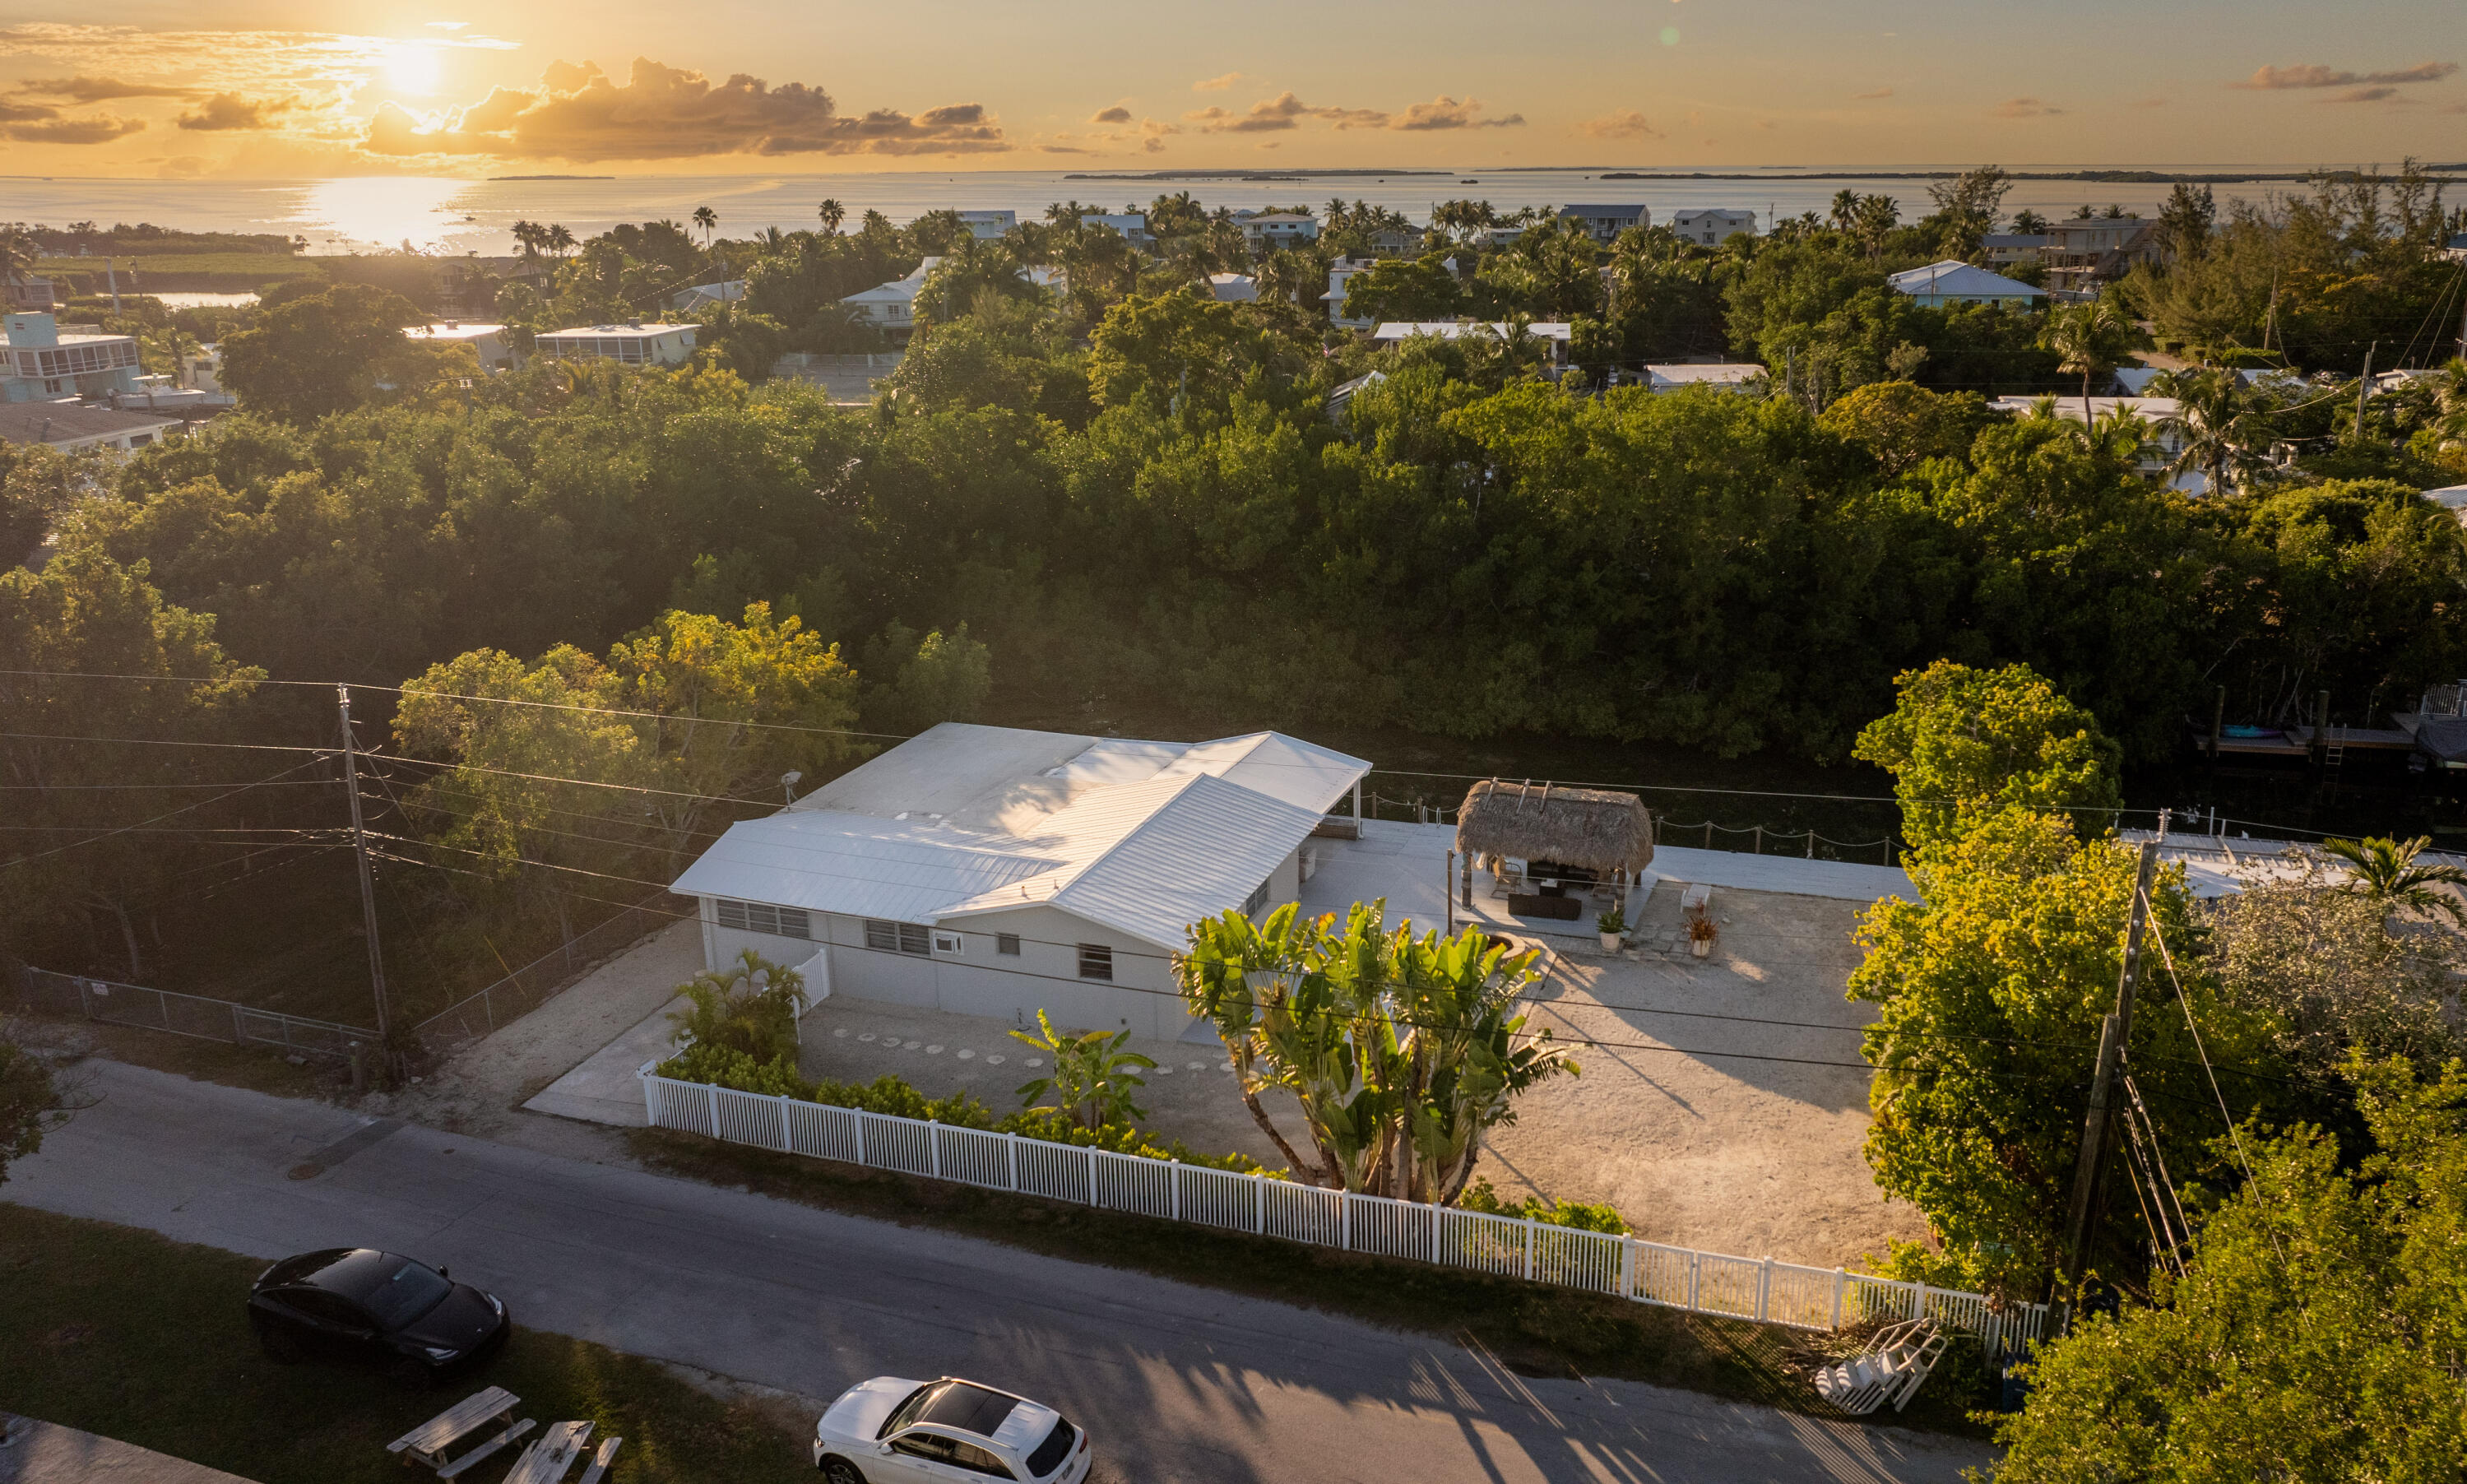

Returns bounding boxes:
[2057,827,2164,1302]
[2353,341,2376,443]
[336,686,392,1050]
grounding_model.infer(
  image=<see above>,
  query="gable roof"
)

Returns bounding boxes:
[673,722,1369,950]
[1885,260,2045,300]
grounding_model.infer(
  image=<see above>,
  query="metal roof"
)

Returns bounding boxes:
[1884,260,2045,299]
[675,722,1370,950]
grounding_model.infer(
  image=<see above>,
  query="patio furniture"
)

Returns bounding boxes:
[386,1388,533,1478]
[502,1420,595,1484]
[1813,1319,1948,1416]
[578,1436,624,1484]
[1679,882,1712,915]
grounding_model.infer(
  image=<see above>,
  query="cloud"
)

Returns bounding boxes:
[0,99,56,121]
[178,93,292,130]
[1192,72,1241,91]
[14,74,199,102]
[1389,95,1521,131]
[3,114,146,142]
[2326,86,2401,104]
[1991,96,2063,118]
[2230,60,2456,90]
[1089,105,1132,123]
[1575,108,1659,139]
[1186,90,1315,132]
[1853,86,1893,100]
[364,57,1009,160]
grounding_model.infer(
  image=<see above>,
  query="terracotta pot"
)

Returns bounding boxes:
[1690,938,1712,958]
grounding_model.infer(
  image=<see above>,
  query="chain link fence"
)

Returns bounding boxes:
[15,967,372,1060]
[406,893,693,1061]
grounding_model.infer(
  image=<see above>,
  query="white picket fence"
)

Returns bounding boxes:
[639,1065,2046,1359]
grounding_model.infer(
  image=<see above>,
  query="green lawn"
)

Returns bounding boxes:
[0,1203,814,1484]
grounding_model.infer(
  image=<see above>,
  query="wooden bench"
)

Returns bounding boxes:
[579,1435,623,1484]
[386,1388,534,1478]
[502,1420,594,1484]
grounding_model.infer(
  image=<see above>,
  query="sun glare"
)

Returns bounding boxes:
[383,40,443,95]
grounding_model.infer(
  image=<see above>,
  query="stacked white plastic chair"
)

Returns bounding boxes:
[1812,1319,1949,1416]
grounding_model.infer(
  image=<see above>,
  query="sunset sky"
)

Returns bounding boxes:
[1,2,2460,179]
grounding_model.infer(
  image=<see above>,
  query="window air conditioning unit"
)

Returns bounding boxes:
[932,930,965,955]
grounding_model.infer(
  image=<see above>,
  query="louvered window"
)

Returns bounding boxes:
[865,919,932,956]
[713,897,809,939]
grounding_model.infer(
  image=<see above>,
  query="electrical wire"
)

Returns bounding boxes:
[0,757,336,868]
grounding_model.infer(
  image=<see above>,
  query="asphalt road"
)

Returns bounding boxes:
[5,1061,1995,1484]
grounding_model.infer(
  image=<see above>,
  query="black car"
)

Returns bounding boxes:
[248,1248,509,1384]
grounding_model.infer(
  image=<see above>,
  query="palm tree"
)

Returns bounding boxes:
[2040,300,2133,424]
[691,206,717,247]
[1829,189,1861,233]
[545,223,575,259]
[2157,367,2270,495]
[817,198,845,236]
[1,225,41,294]
[509,220,542,263]
[2321,835,2467,927]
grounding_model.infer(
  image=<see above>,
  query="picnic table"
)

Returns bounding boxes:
[502,1421,622,1484]
[386,1388,533,1478]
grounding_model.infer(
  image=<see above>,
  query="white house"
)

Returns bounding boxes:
[1206,272,1258,304]
[1324,257,1381,328]
[957,211,1017,239]
[1641,363,1766,394]
[0,400,182,452]
[403,321,517,373]
[1558,205,1649,243]
[1371,321,1574,369]
[1669,209,1755,246]
[670,723,1371,1039]
[840,257,944,332]
[1886,260,2046,308]
[1079,214,1151,244]
[1238,211,1319,248]
[2,313,143,403]
[531,322,698,365]
[1989,395,2202,491]
[670,280,747,313]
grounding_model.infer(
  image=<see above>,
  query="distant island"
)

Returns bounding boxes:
[1064,169,1448,180]
[1596,167,2466,183]
[487,174,616,181]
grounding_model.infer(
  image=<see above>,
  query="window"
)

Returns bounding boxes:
[889,1433,958,1464]
[932,930,965,955]
[1024,1420,1078,1477]
[865,919,931,956]
[1076,944,1113,981]
[950,1441,1018,1479]
[996,933,1021,957]
[284,1290,368,1329]
[1242,874,1273,917]
[714,898,809,939]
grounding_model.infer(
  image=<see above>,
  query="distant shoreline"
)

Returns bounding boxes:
[1065,169,1450,180]
[487,174,617,181]
[1598,167,2465,183]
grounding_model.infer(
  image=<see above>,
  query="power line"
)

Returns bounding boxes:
[0,757,336,868]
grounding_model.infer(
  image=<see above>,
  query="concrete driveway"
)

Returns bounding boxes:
[6,1060,1994,1484]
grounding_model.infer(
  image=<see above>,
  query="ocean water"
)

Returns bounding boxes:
[2,165,2353,257]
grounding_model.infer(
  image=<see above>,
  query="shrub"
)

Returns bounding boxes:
[1458,1176,1630,1234]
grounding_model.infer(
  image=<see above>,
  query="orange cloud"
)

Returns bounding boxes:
[364,58,1009,160]
[1187,90,1516,133]
[3,114,146,142]
[1089,105,1132,123]
[1575,108,1659,139]
[177,93,292,130]
[15,74,198,102]
[1390,95,1521,131]
[1991,97,2062,118]
[1192,72,1241,91]
[2230,60,2455,89]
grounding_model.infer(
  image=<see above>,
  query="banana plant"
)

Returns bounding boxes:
[1009,1009,1155,1129]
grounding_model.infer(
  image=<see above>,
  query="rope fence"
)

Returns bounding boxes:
[1359,792,1899,865]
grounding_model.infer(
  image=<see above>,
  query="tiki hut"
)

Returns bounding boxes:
[1454,779,1655,912]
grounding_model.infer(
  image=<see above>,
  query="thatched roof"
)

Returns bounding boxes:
[1455,780,1655,875]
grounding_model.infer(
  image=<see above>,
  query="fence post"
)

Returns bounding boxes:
[1523,1219,1535,1280]
[1758,1256,1773,1322]
[1005,1133,1019,1192]
[1753,825,1762,855]
[1431,1206,1443,1266]
[705,1083,720,1138]
[1619,1236,1635,1299]
[1914,1280,1930,1323]
[929,1125,941,1179]
[1805,830,1815,859]
[1832,1268,1846,1329]
[1704,821,1713,847]
[1170,1162,1181,1221]
[778,1094,793,1152]
[230,1001,247,1046]
[1339,1192,1352,1252]
[639,1067,661,1127]
[1686,1252,1700,1312]
[854,1110,868,1166]
[1086,1145,1097,1207]
[1250,1171,1265,1235]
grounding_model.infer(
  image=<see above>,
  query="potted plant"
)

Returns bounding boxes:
[1596,906,1626,953]
[1685,907,1718,959]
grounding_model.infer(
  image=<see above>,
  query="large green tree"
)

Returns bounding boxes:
[216,283,443,423]
[1853,660,2123,853]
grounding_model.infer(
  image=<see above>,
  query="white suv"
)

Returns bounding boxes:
[814,1376,1092,1483]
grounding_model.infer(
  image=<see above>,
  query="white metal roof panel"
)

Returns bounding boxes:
[671,810,1061,924]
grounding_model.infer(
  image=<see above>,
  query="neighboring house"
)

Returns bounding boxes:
[1641,363,1766,394]
[2043,218,2163,294]
[531,322,698,366]
[1206,273,1257,304]
[0,400,181,452]
[2,313,144,403]
[1079,214,1151,244]
[1024,264,1069,298]
[1886,260,2046,307]
[1371,321,1574,368]
[840,257,944,333]
[957,211,1017,239]
[1324,256,1381,328]
[403,321,518,373]
[1989,395,2200,490]
[670,722,1372,1039]
[111,377,231,415]
[1668,209,1755,246]
[1557,205,1649,243]
[3,276,58,312]
[1237,211,1320,248]
[2442,232,2467,262]
[1366,229,1423,257]
[1981,233,2054,268]
[670,280,747,313]
[184,343,225,393]
[1324,369,1389,425]
[2111,366,2273,396]
[1482,225,1533,248]
[2423,485,2467,522]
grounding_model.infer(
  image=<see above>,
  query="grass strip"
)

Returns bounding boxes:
[627,1127,1998,1437]
[0,1202,815,1484]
